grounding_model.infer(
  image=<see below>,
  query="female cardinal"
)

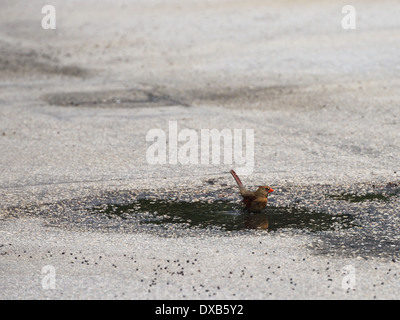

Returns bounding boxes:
[230,169,274,212]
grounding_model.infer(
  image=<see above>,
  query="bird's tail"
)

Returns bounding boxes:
[230,169,243,187]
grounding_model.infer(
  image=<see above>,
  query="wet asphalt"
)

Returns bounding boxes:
[1,0,400,299]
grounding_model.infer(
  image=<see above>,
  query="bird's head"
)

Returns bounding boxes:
[256,186,274,197]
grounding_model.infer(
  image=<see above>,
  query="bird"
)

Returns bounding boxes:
[230,169,274,212]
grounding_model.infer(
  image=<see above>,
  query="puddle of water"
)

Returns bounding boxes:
[89,199,356,233]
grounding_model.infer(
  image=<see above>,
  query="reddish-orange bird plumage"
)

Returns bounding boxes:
[230,170,274,212]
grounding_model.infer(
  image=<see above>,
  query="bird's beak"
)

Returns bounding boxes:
[268,188,274,193]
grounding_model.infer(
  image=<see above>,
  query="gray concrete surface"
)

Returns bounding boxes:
[0,0,399,299]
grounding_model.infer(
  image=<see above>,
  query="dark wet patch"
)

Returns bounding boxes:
[0,44,88,78]
[327,189,400,203]
[152,85,326,111]
[42,89,189,108]
[89,199,357,233]
[41,84,328,110]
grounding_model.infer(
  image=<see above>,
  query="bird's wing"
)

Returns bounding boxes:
[239,187,255,197]
[242,195,256,207]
